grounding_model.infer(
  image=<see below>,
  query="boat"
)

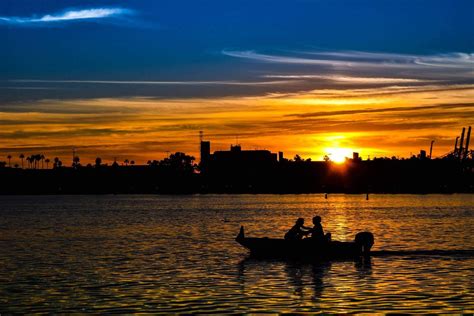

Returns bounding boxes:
[235,226,374,260]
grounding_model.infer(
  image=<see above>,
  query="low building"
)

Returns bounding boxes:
[211,144,278,165]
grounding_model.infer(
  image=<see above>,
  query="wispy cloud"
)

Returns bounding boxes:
[223,50,351,67]
[221,49,474,94]
[223,50,474,72]
[286,103,474,118]
[262,74,430,84]
[0,86,60,90]
[8,79,292,86]
[303,50,474,69]
[0,8,132,25]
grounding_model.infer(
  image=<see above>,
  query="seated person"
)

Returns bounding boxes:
[284,218,310,240]
[308,216,330,242]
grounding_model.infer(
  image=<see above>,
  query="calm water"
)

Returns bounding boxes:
[0,194,473,313]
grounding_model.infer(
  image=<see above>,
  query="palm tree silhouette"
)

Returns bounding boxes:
[7,155,11,167]
[54,157,63,168]
[19,154,24,169]
[34,154,41,169]
[40,154,45,169]
[124,159,129,166]
[26,156,32,169]
[45,158,50,169]
[73,156,80,168]
[95,157,102,168]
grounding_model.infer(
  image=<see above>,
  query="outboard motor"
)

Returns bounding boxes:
[355,232,374,255]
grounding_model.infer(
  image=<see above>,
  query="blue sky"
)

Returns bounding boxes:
[1,0,473,162]
[1,0,473,84]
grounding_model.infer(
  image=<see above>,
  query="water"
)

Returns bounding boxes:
[0,194,473,313]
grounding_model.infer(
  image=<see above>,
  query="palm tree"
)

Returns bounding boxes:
[35,154,41,169]
[124,159,129,166]
[40,154,45,169]
[95,157,102,168]
[73,156,80,168]
[19,154,24,169]
[26,156,32,169]
[45,158,50,169]
[7,155,11,167]
[53,157,60,168]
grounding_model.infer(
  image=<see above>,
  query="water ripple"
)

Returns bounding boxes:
[0,194,473,313]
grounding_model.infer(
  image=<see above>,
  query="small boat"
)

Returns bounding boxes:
[236,226,374,260]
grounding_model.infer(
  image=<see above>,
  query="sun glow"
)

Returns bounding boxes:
[325,147,354,164]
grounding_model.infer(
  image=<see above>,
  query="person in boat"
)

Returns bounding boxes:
[284,218,310,240]
[308,216,331,242]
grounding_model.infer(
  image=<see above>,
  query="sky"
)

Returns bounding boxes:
[1,0,473,165]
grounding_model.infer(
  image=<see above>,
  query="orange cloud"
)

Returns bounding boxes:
[1,83,473,165]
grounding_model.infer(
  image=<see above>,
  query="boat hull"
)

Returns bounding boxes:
[236,226,374,260]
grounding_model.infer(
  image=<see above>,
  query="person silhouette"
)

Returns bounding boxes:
[308,216,328,242]
[284,218,310,240]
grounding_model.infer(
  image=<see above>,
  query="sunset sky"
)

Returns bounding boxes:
[1,0,473,165]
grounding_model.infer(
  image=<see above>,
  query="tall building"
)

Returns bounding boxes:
[200,141,211,165]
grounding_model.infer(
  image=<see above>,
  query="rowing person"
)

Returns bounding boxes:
[284,218,310,240]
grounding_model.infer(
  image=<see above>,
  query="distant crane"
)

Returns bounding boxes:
[439,126,472,160]
[464,126,471,160]
[459,127,466,158]
[429,140,434,159]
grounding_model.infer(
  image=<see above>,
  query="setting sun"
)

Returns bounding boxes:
[325,147,354,163]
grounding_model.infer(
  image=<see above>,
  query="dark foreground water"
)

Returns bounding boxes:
[0,194,473,313]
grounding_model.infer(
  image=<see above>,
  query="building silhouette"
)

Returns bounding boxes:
[0,127,472,194]
[200,140,211,166]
